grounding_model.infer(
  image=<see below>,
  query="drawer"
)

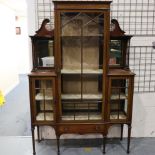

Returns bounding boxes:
[58,124,105,134]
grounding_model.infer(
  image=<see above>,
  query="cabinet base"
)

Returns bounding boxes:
[31,123,131,155]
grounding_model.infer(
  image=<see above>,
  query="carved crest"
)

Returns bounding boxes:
[110,19,125,36]
[35,19,54,37]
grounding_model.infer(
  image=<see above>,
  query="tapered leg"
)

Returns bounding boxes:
[56,135,60,155]
[31,126,36,155]
[37,125,41,142]
[103,136,106,154]
[127,124,132,154]
[120,124,124,141]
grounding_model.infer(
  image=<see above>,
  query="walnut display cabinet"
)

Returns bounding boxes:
[28,1,135,155]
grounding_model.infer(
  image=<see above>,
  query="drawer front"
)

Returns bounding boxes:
[58,124,105,134]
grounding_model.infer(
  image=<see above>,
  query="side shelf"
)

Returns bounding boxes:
[61,69,103,74]
[61,93,102,100]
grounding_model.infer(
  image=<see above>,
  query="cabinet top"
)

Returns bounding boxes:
[108,69,135,77]
[53,0,112,10]
[53,0,111,2]
[28,72,57,77]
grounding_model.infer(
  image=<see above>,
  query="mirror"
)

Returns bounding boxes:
[36,39,54,67]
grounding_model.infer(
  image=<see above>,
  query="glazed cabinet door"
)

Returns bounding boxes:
[29,77,55,124]
[108,77,133,122]
[59,11,106,121]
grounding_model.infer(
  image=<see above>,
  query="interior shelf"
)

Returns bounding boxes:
[110,93,127,100]
[61,69,103,74]
[36,112,53,121]
[109,64,120,66]
[35,93,53,100]
[61,93,102,100]
[110,112,126,120]
[62,112,102,120]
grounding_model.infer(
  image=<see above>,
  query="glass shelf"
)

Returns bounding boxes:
[35,92,53,100]
[61,93,102,100]
[110,112,126,120]
[36,112,54,121]
[61,69,103,74]
[110,93,127,100]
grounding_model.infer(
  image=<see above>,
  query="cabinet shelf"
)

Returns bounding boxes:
[110,93,127,100]
[35,93,53,100]
[36,112,53,121]
[61,94,102,100]
[61,69,103,74]
[110,112,127,120]
[62,112,102,121]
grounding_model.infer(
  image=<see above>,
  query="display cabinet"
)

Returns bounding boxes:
[28,72,57,154]
[108,69,134,122]
[28,1,135,155]
[107,69,135,153]
[29,73,56,123]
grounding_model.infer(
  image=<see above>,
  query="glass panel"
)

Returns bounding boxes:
[62,101,102,121]
[36,39,54,67]
[61,74,81,99]
[82,75,102,99]
[60,12,104,121]
[61,12,104,37]
[61,37,81,72]
[109,40,122,66]
[83,37,103,73]
[34,79,54,121]
[83,12,104,36]
[110,79,129,120]
[61,12,104,36]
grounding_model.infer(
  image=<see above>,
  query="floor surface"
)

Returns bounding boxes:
[0,75,31,136]
[0,137,155,155]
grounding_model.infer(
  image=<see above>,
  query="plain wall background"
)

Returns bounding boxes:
[0,3,19,95]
